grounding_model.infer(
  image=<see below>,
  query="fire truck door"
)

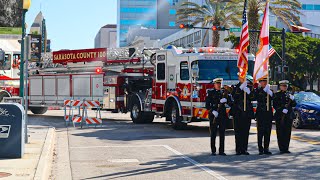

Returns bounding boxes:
[167,66,176,91]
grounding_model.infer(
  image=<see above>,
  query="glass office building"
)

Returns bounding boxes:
[117,0,186,47]
[117,0,158,47]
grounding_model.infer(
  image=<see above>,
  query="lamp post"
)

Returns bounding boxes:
[20,0,31,99]
[21,0,31,144]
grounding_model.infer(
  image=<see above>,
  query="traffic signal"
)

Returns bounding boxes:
[212,26,226,31]
[179,24,194,29]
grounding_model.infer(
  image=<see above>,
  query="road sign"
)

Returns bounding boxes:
[230,28,241,32]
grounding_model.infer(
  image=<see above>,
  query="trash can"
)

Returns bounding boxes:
[0,103,25,158]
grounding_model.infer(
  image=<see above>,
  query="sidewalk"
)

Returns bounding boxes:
[0,126,55,180]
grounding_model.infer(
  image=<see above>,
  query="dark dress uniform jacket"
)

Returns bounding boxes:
[254,87,273,153]
[205,89,231,154]
[273,90,297,152]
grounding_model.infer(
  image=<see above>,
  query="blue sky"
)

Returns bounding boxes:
[25,0,117,51]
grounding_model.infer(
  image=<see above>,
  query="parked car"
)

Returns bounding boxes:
[293,92,320,129]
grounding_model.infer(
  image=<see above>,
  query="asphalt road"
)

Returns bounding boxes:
[29,110,320,180]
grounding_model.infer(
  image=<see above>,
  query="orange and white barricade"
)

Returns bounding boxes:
[81,100,102,128]
[64,99,82,127]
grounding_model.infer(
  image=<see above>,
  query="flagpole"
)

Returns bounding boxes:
[243,0,248,112]
[266,1,270,112]
[267,74,270,111]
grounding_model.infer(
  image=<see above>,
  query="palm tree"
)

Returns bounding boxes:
[176,0,241,47]
[232,0,302,53]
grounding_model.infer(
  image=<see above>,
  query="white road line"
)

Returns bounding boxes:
[163,145,228,180]
[70,144,228,180]
[70,145,165,149]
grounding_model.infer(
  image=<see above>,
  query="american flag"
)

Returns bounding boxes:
[237,0,249,79]
[268,45,276,58]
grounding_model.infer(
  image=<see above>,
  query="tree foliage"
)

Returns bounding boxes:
[225,27,320,90]
[229,0,302,54]
[176,0,241,47]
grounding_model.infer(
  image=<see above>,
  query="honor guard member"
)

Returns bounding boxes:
[254,77,273,155]
[273,80,296,154]
[230,75,255,155]
[205,78,230,156]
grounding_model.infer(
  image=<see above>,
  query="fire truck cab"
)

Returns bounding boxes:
[0,50,21,102]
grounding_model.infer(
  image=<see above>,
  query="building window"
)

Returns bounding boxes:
[169,9,176,15]
[169,21,176,27]
[301,4,320,10]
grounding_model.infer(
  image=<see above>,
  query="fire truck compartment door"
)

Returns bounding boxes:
[57,76,71,104]
[103,86,116,109]
[167,65,176,91]
[43,76,57,104]
[29,76,44,104]
[73,74,103,101]
[92,75,103,98]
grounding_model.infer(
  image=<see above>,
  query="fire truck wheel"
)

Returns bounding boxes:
[30,107,48,115]
[168,102,187,130]
[130,96,144,124]
[0,91,10,102]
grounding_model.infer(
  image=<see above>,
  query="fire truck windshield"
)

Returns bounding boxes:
[3,54,12,70]
[192,60,254,81]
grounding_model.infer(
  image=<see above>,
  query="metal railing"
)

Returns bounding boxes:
[305,32,320,39]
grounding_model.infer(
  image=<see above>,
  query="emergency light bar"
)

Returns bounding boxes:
[171,46,239,54]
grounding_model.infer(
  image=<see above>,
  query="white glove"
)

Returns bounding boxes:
[244,87,251,95]
[263,84,270,92]
[267,89,273,97]
[282,109,288,114]
[289,94,295,100]
[240,81,247,90]
[220,98,227,103]
[212,110,219,118]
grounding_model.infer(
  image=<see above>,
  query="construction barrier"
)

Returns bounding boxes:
[64,99,102,128]
[64,99,82,127]
[81,100,102,128]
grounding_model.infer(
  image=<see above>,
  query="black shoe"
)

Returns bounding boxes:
[259,152,264,155]
[280,151,286,154]
[236,152,241,155]
[242,151,250,155]
[211,152,216,156]
[219,152,227,156]
[285,150,291,154]
[264,151,272,155]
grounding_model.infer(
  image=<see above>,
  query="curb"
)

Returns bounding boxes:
[34,127,56,180]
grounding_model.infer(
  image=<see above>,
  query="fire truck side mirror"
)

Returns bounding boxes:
[0,49,5,62]
[129,48,136,58]
[191,63,199,78]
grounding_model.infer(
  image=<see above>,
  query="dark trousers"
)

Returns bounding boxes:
[256,111,273,153]
[276,116,293,152]
[209,114,226,154]
[234,112,251,153]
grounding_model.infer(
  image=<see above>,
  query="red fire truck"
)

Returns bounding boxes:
[0,51,21,102]
[28,46,255,129]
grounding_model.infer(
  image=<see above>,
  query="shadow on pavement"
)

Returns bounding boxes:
[81,147,320,180]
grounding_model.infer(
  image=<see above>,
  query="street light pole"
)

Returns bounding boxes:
[19,9,27,99]
[20,0,31,144]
